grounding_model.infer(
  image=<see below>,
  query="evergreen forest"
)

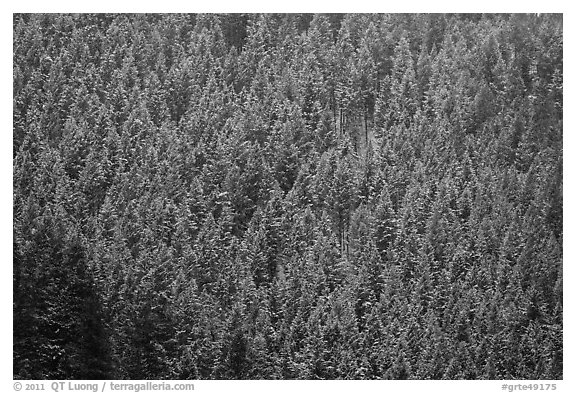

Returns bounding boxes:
[13,13,563,380]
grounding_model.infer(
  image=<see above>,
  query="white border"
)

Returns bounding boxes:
[3,3,572,392]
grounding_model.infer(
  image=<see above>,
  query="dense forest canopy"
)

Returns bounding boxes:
[13,13,562,380]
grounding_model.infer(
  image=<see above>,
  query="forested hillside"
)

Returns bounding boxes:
[13,13,562,380]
